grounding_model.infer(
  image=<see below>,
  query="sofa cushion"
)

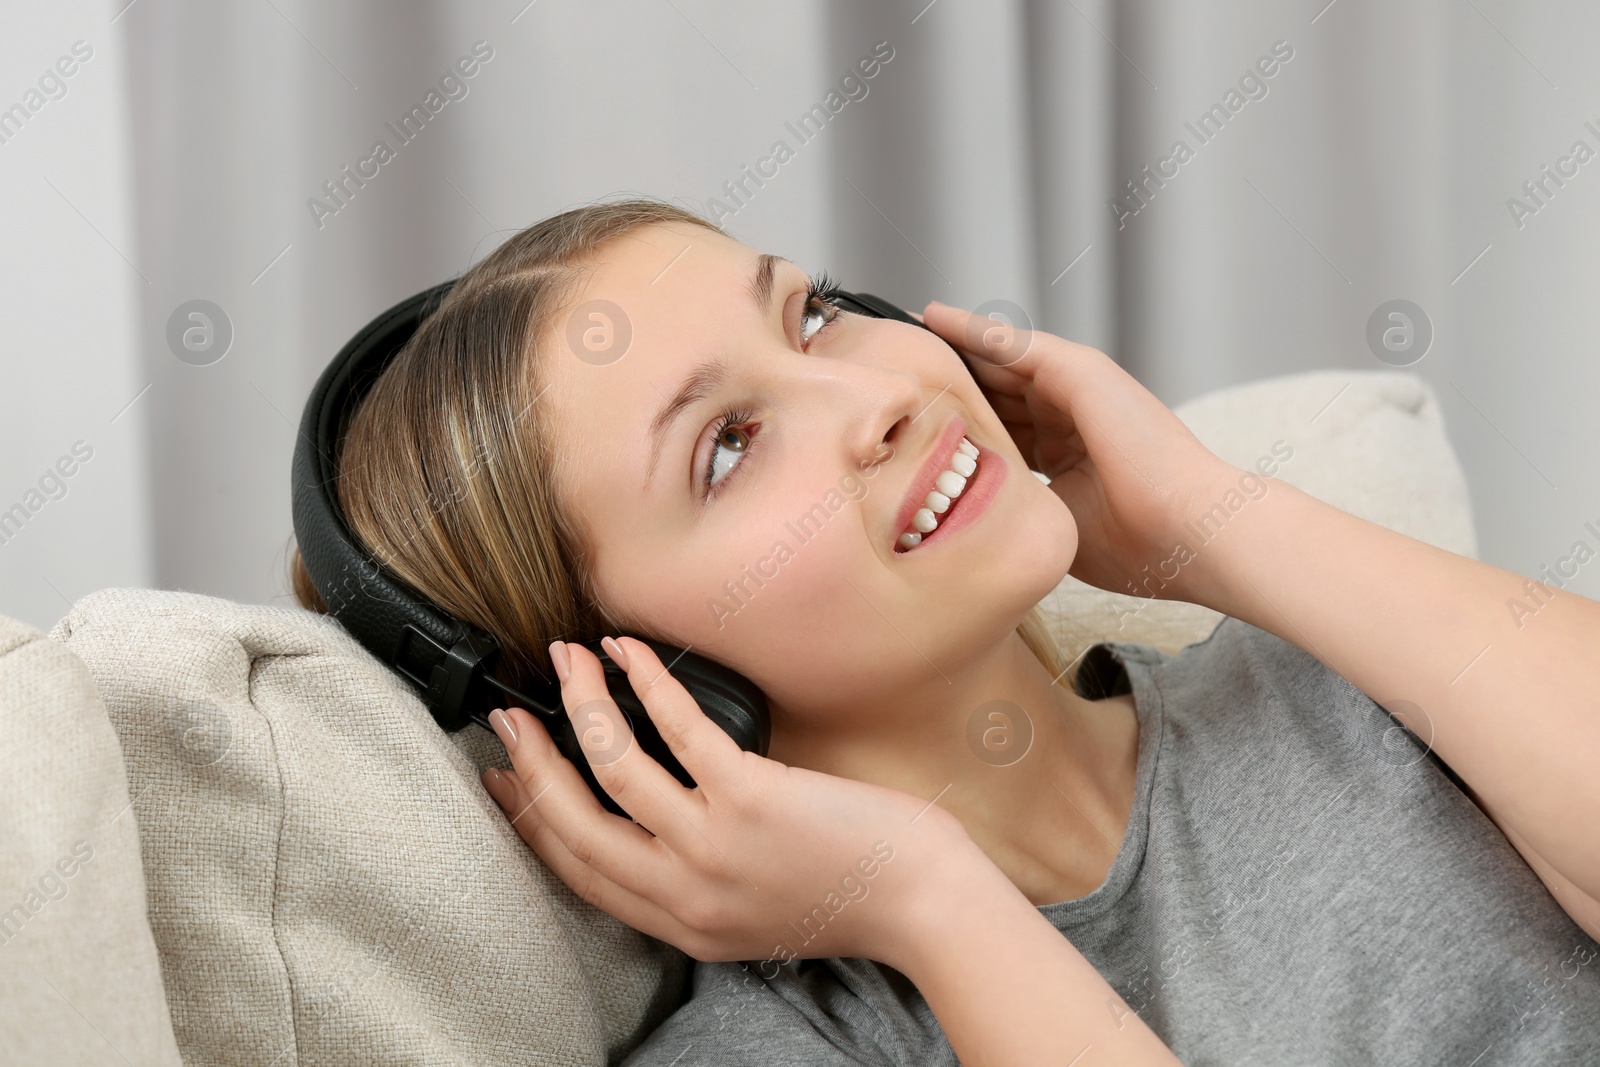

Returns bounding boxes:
[0,612,182,1065]
[48,590,686,1066]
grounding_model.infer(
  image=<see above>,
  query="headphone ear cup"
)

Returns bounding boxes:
[548,638,770,819]
[626,638,770,759]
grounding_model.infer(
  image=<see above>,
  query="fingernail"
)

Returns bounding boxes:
[489,708,519,750]
[548,640,571,684]
[601,635,630,670]
[927,299,946,308]
[483,767,504,789]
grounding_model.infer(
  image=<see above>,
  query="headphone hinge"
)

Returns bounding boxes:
[398,624,500,728]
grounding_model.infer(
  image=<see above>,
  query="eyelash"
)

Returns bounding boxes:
[700,272,845,501]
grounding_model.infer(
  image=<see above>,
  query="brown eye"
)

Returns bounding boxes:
[705,414,758,498]
[800,295,839,346]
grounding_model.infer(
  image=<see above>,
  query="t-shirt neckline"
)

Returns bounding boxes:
[1036,637,1167,926]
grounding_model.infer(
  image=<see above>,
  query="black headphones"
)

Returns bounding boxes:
[291,278,932,816]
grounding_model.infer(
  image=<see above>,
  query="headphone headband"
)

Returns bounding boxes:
[290,279,525,732]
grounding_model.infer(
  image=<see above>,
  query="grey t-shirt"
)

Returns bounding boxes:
[621,617,1600,1066]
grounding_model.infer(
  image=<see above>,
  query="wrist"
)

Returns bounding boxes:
[869,828,1027,979]
[1174,469,1312,617]
[856,818,1185,1064]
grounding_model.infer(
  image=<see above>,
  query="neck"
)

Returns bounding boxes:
[766,632,1140,907]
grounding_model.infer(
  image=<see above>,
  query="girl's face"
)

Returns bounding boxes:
[542,221,1078,726]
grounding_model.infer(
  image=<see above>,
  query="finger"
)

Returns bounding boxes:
[922,300,1039,371]
[490,699,672,897]
[481,766,697,949]
[918,300,1031,395]
[555,642,704,836]
[610,636,748,794]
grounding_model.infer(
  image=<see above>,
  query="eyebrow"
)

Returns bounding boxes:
[643,253,786,488]
[747,252,780,311]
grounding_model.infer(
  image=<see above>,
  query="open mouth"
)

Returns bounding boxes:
[888,412,1006,555]
[895,435,981,552]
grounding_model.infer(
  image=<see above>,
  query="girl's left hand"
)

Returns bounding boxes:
[921,300,1240,602]
[478,637,982,973]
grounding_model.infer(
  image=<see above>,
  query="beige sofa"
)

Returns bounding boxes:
[0,370,1477,1065]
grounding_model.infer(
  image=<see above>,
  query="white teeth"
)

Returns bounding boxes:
[896,435,981,552]
[935,469,966,497]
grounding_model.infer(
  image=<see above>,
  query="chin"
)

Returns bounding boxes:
[951,462,1077,623]
[1012,478,1079,600]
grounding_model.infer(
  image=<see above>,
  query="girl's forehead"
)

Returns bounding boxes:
[539,227,771,505]
[589,221,751,285]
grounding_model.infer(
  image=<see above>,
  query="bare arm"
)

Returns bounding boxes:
[1184,475,1600,922]
[876,838,1182,1067]
[915,299,1600,941]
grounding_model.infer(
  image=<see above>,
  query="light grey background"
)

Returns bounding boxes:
[3,0,1597,631]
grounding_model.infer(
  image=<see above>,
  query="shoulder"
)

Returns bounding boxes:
[1162,615,1371,716]
[1087,614,1348,716]
[620,959,917,1067]
[1095,615,1416,765]
[1172,614,1327,686]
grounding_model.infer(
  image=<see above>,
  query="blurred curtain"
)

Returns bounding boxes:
[832,0,1461,399]
[0,3,150,630]
[36,0,1582,622]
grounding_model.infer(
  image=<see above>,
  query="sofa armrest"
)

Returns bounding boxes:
[0,613,182,1065]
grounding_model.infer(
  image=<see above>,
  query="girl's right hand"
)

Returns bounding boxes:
[480,635,980,972]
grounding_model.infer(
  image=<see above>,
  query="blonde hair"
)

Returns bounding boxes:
[288,196,1081,694]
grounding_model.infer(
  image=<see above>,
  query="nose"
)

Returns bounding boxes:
[781,320,934,478]
[844,365,924,476]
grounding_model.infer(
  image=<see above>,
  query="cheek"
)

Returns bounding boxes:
[694,509,867,641]
[680,508,885,696]
[589,493,873,662]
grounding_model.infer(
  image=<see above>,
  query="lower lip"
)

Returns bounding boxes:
[894,442,1006,555]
